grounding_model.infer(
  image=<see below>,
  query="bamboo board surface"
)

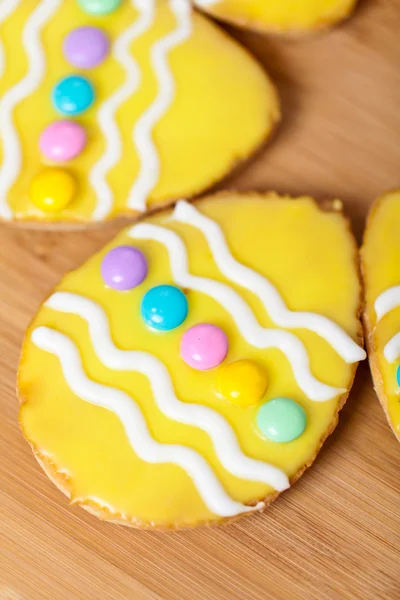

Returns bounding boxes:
[1,1,400,598]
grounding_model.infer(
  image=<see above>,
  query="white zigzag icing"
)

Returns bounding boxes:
[129,222,346,402]
[89,0,155,220]
[0,0,61,220]
[45,291,290,492]
[128,0,192,211]
[32,326,264,518]
[375,285,400,362]
[171,200,366,363]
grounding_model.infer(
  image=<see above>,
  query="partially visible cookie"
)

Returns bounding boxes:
[193,0,358,34]
[362,191,400,441]
[19,192,365,529]
[0,1,278,226]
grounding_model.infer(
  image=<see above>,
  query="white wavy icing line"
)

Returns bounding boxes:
[0,0,21,81]
[127,0,192,211]
[171,201,366,364]
[32,326,264,518]
[375,286,400,321]
[382,334,400,363]
[129,224,346,402]
[0,0,61,220]
[45,291,289,492]
[374,286,400,363]
[89,0,155,221]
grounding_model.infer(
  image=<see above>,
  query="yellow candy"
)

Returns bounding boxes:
[218,359,268,407]
[30,169,76,212]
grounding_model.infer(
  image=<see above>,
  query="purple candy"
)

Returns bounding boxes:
[101,246,148,291]
[63,26,109,69]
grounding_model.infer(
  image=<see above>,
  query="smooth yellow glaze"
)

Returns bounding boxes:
[196,0,357,33]
[1,1,278,223]
[362,191,400,437]
[19,194,362,527]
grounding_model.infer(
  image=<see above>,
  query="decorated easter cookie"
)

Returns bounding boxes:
[18,192,366,528]
[362,191,400,441]
[0,1,278,225]
[193,0,358,34]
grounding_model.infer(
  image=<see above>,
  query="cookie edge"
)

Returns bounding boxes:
[1,16,281,229]
[17,190,365,529]
[361,190,400,443]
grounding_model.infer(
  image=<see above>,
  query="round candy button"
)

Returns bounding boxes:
[64,27,109,68]
[52,75,94,116]
[218,360,268,407]
[181,324,228,371]
[30,168,77,212]
[396,365,400,387]
[141,285,188,331]
[78,0,122,15]
[39,121,87,162]
[101,246,147,291]
[256,398,306,443]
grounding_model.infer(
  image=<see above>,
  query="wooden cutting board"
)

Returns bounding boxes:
[1,1,399,598]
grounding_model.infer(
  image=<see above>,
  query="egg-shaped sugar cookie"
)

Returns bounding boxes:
[193,0,358,34]
[362,191,400,442]
[18,192,366,529]
[0,1,278,226]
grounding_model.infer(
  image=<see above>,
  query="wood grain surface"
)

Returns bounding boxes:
[1,1,400,598]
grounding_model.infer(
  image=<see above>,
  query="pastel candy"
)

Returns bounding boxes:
[39,121,87,162]
[101,246,148,291]
[64,26,109,68]
[52,75,94,116]
[181,324,228,370]
[141,285,188,331]
[78,0,122,15]
[30,168,77,212]
[218,359,268,407]
[256,397,306,443]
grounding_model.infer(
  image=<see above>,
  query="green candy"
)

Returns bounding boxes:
[256,397,306,443]
[78,0,122,15]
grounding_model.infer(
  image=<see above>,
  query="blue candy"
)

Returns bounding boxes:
[141,285,188,331]
[52,75,94,116]
[396,364,400,387]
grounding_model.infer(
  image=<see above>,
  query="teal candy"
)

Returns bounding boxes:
[397,365,400,387]
[78,0,122,15]
[53,75,94,116]
[141,285,188,331]
[256,397,306,443]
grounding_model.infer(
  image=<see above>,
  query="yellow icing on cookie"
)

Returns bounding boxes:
[19,193,364,527]
[194,0,357,33]
[362,191,400,440]
[0,0,278,223]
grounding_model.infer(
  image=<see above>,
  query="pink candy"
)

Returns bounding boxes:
[180,324,229,371]
[39,121,87,162]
